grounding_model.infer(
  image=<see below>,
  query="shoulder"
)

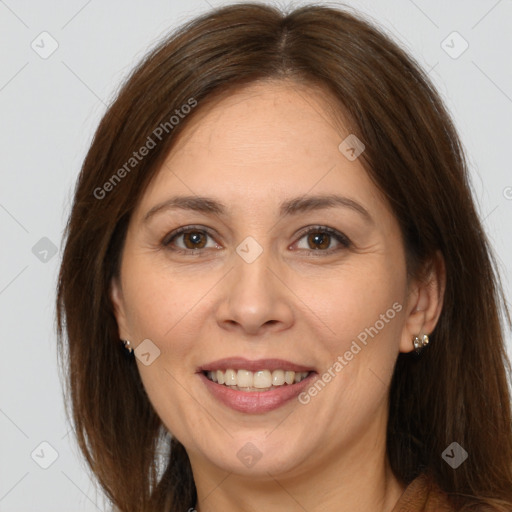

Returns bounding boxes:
[392,473,455,512]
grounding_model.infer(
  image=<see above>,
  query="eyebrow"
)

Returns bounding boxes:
[143,193,373,224]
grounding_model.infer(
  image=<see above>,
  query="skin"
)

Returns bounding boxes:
[111,80,445,512]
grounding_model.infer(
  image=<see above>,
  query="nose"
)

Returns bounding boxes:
[215,244,295,336]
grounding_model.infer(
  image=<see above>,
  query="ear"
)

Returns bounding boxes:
[399,250,446,353]
[110,276,131,341]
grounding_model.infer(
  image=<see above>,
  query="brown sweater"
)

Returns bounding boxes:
[391,473,455,511]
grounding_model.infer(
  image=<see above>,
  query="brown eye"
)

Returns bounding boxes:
[307,232,331,250]
[182,231,207,249]
[163,226,219,253]
[295,226,351,254]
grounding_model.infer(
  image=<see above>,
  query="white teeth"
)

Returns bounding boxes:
[272,369,285,386]
[285,371,295,385]
[205,369,310,389]
[224,368,237,385]
[253,370,272,389]
[237,369,252,388]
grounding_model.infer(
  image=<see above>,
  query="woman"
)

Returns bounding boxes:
[56,3,512,511]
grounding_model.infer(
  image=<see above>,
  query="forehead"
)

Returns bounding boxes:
[169,79,348,165]
[134,79,387,221]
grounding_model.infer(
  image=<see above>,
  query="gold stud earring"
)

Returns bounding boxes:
[122,339,133,354]
[413,334,429,354]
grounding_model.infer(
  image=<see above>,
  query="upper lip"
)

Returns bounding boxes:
[198,357,315,373]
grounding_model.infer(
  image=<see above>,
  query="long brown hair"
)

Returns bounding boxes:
[56,3,512,511]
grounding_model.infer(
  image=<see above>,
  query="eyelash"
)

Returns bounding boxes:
[161,225,351,256]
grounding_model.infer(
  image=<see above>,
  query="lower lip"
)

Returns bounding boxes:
[199,372,316,414]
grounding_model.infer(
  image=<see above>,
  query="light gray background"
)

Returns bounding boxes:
[0,0,511,510]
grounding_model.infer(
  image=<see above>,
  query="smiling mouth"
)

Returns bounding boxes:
[203,369,312,392]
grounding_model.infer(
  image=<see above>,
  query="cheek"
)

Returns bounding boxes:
[304,264,405,424]
[320,260,405,350]
[120,252,199,340]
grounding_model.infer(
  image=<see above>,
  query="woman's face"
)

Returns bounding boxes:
[111,80,423,478]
